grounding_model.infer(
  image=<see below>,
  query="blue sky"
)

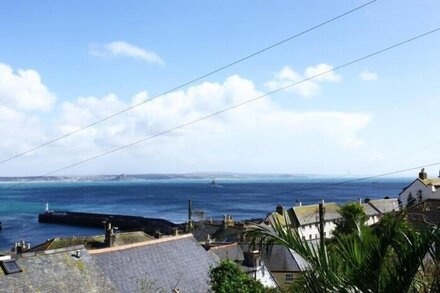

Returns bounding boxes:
[0,0,440,177]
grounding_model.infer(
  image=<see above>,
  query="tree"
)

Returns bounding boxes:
[244,212,440,292]
[209,260,265,293]
[333,201,367,237]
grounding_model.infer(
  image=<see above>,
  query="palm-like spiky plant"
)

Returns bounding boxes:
[244,213,439,292]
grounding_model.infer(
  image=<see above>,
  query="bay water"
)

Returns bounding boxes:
[0,177,411,250]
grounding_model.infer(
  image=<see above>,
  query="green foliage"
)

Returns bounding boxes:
[245,212,440,293]
[333,202,367,237]
[209,260,265,293]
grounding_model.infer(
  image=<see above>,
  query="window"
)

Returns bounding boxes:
[309,234,312,240]
[285,273,294,283]
[315,234,318,239]
[1,260,21,275]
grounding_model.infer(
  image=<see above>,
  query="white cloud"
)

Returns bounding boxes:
[89,41,164,65]
[304,63,341,82]
[0,63,56,111]
[0,63,370,176]
[359,70,378,81]
[265,64,341,97]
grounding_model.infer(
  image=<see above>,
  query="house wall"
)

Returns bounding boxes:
[271,272,301,289]
[254,264,278,289]
[366,215,379,226]
[298,221,336,240]
[399,180,435,205]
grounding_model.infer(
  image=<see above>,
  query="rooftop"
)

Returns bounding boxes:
[362,199,400,216]
[0,246,117,292]
[291,202,340,226]
[209,242,244,262]
[90,234,219,293]
[421,178,440,187]
[29,231,155,252]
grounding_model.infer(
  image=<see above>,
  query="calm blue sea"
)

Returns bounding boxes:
[0,177,411,250]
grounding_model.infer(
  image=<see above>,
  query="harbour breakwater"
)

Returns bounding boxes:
[38,211,182,235]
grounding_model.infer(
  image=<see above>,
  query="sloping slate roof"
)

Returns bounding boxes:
[192,224,221,242]
[210,243,244,261]
[91,234,219,293]
[267,209,292,226]
[0,246,117,293]
[193,223,244,243]
[260,245,306,272]
[362,199,400,216]
[291,202,340,226]
[29,232,154,252]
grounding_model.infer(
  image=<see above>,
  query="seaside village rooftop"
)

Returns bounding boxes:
[1,170,440,292]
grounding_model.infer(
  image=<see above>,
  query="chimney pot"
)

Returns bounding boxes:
[419,168,428,180]
[276,205,284,215]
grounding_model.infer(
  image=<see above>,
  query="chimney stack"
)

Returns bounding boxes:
[243,250,260,268]
[419,168,428,180]
[14,240,30,254]
[104,221,114,247]
[276,205,284,215]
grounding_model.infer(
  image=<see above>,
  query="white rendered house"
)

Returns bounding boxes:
[399,169,440,206]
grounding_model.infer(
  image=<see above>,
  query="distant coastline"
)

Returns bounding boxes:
[0,172,412,183]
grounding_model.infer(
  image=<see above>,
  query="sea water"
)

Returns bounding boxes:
[0,177,411,250]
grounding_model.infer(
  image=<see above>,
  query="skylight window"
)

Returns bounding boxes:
[1,260,22,275]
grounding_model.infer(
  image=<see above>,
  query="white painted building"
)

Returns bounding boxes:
[289,202,341,240]
[269,199,399,241]
[399,169,440,206]
[362,199,400,225]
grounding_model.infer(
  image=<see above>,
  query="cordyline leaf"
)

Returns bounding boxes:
[243,210,440,293]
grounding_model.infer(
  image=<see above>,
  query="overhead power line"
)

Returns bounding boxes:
[1,26,439,191]
[0,1,377,166]
[273,161,440,197]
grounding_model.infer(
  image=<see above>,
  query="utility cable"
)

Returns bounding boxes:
[1,26,439,191]
[0,1,377,166]
[275,160,440,196]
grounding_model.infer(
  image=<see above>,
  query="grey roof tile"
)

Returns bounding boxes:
[210,243,244,262]
[91,234,219,293]
[0,247,117,293]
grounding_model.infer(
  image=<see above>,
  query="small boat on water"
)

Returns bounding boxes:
[210,179,223,188]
